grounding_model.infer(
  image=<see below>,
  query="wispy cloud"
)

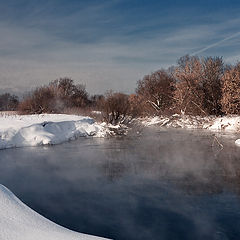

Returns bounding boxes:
[0,1,240,94]
[191,31,240,55]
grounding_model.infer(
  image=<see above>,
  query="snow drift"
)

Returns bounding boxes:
[140,114,240,146]
[0,184,108,240]
[0,114,107,149]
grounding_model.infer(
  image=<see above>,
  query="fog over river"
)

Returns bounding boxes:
[1,127,240,240]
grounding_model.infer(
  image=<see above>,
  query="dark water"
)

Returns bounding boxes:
[1,128,240,240]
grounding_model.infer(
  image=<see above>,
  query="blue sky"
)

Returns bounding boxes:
[0,0,240,94]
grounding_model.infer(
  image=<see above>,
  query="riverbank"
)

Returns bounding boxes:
[0,184,108,240]
[1,113,240,149]
[139,114,240,146]
[0,114,110,149]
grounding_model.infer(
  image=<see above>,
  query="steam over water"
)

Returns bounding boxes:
[1,127,240,239]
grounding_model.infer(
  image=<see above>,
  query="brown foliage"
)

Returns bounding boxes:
[18,78,89,114]
[18,86,56,114]
[99,91,129,124]
[128,94,146,117]
[174,55,206,115]
[221,64,240,115]
[202,57,223,115]
[174,55,223,116]
[136,69,175,115]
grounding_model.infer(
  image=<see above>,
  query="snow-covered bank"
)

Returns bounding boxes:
[0,114,108,149]
[140,114,240,146]
[0,184,108,240]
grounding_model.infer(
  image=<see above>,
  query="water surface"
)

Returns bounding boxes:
[1,128,240,240]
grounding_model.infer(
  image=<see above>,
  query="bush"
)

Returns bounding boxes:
[99,91,129,124]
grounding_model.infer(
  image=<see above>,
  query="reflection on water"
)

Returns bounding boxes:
[0,128,240,239]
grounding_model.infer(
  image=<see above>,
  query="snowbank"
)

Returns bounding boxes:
[140,114,240,146]
[0,184,108,240]
[0,114,107,149]
[141,114,240,131]
[140,114,211,129]
[207,116,240,131]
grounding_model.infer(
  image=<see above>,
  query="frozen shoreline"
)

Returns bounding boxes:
[140,114,240,146]
[0,114,108,150]
[0,184,109,240]
[1,113,240,149]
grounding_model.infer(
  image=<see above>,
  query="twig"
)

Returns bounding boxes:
[212,134,223,149]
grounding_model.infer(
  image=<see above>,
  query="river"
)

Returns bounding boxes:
[0,127,240,240]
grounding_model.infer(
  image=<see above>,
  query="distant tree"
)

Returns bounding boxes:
[18,78,89,114]
[49,78,89,108]
[221,63,240,115]
[136,69,175,115]
[18,86,56,114]
[0,93,19,111]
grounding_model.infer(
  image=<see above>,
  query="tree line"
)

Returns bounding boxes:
[1,55,240,123]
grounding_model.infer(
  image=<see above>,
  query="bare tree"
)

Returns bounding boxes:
[221,63,240,114]
[202,57,223,115]
[18,86,56,114]
[100,91,129,124]
[136,69,175,115]
[18,78,89,114]
[174,55,206,115]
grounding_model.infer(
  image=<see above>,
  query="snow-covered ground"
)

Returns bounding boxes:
[140,114,240,146]
[1,113,240,149]
[0,114,108,149]
[0,184,109,240]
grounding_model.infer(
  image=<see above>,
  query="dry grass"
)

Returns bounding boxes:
[0,111,18,116]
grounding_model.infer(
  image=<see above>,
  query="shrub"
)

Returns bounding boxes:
[99,91,129,124]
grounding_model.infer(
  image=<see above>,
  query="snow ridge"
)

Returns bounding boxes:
[0,184,108,240]
[0,114,107,149]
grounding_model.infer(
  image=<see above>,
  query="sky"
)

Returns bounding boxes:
[0,0,240,95]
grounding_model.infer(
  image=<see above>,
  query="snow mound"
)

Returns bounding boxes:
[0,184,109,240]
[0,114,107,149]
[208,116,240,131]
[140,115,240,147]
[140,114,210,129]
[141,115,240,132]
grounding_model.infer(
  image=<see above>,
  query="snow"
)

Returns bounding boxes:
[1,113,240,149]
[140,114,210,129]
[140,114,240,146]
[208,116,240,131]
[0,114,107,149]
[141,114,240,131]
[0,184,109,240]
